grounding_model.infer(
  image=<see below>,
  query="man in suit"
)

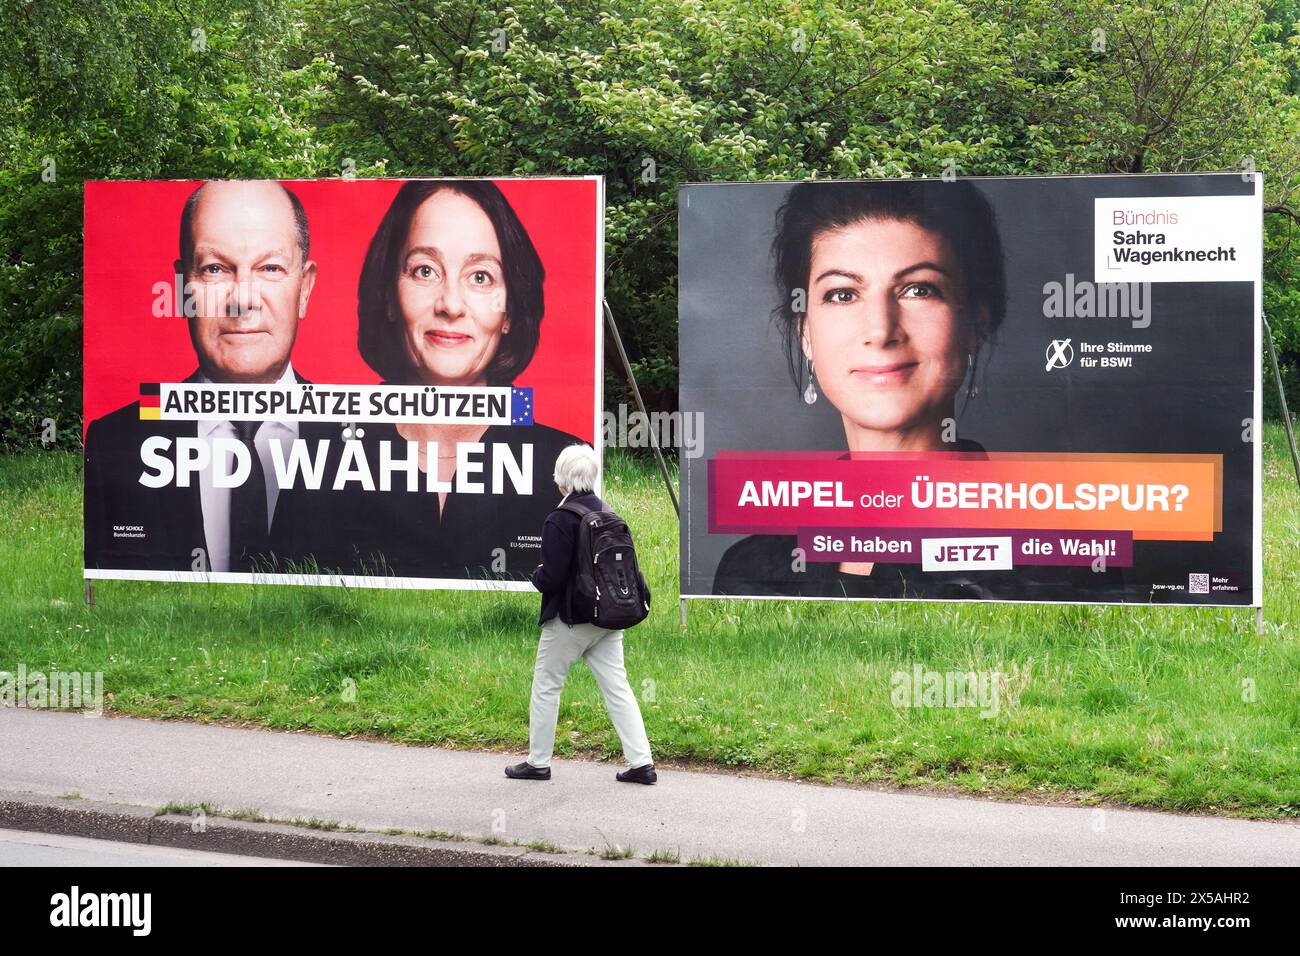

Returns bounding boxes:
[85,180,328,573]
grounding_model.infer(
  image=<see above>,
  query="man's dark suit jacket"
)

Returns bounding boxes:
[529,491,605,626]
[83,368,330,572]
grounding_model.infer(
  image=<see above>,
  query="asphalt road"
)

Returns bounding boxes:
[0,827,325,866]
[1,708,1296,865]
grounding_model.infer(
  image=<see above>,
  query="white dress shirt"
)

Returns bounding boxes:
[196,363,300,572]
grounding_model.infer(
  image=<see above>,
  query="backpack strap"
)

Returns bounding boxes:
[555,498,596,624]
[558,498,595,519]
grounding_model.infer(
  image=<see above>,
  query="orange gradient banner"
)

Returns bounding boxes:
[708,452,1223,541]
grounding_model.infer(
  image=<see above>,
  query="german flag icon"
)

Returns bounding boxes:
[139,383,161,420]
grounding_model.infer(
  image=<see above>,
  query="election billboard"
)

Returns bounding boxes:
[679,173,1262,606]
[83,177,604,589]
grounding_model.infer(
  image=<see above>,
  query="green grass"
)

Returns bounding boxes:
[687,855,755,867]
[644,848,681,864]
[3,428,1299,818]
[525,839,565,854]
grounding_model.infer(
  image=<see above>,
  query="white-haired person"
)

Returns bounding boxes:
[505,443,657,784]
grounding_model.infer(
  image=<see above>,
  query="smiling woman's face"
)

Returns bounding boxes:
[397,190,509,386]
[802,217,979,449]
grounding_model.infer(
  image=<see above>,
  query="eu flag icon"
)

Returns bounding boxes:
[511,387,534,425]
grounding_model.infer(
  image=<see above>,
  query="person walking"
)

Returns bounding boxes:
[505,443,656,784]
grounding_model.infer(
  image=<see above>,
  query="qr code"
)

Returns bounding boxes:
[1189,573,1210,594]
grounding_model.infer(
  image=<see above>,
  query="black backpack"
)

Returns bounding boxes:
[559,498,651,629]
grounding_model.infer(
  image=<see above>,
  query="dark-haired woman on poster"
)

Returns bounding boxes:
[711,180,1124,601]
[294,180,582,581]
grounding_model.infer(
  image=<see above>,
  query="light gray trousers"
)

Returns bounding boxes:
[528,617,653,769]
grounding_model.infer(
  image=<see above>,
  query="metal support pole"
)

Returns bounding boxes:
[680,597,688,632]
[1256,606,1265,637]
[84,581,96,607]
[603,299,680,516]
[1264,314,1300,491]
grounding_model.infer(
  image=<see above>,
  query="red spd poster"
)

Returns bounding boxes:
[83,178,604,589]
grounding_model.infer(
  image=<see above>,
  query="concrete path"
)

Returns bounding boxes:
[1,708,1295,866]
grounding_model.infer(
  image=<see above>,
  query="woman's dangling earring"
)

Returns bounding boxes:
[803,358,818,405]
[966,352,979,400]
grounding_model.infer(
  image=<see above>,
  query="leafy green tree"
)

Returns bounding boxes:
[2,0,1298,448]
[0,0,333,449]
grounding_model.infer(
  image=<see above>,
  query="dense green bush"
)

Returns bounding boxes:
[0,0,332,449]
[2,0,1298,448]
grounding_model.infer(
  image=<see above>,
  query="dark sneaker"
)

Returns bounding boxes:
[505,761,551,780]
[616,763,657,785]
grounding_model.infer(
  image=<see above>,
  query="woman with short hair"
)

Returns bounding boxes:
[295,180,582,580]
